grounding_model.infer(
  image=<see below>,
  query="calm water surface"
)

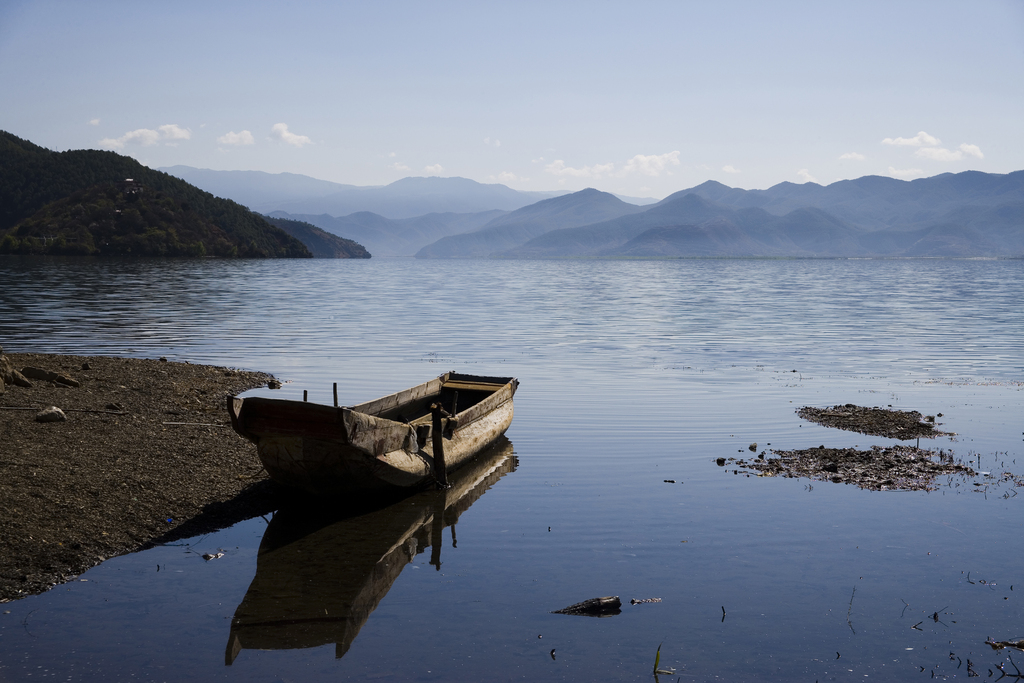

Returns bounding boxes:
[1,256,1022,682]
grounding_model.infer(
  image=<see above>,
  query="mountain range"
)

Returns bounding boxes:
[415,188,646,258]
[163,164,1023,259]
[423,171,1024,259]
[4,131,1017,260]
[160,166,666,255]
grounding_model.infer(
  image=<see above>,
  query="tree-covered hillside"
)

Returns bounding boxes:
[2,181,243,256]
[0,130,311,258]
[262,215,371,258]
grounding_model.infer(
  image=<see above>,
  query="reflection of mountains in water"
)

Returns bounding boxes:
[225,437,517,665]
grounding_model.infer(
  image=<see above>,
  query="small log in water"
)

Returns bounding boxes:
[552,596,621,617]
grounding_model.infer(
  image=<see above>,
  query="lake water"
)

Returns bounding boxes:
[1,256,1022,682]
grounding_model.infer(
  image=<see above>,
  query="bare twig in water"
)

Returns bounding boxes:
[847,586,857,634]
[995,653,1024,680]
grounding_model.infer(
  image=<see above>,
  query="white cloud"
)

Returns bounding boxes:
[494,171,526,183]
[545,151,681,180]
[722,165,740,174]
[484,137,501,147]
[424,164,444,175]
[88,118,100,126]
[270,123,312,147]
[531,157,545,163]
[388,152,396,158]
[545,159,615,178]
[839,152,865,161]
[915,147,959,161]
[217,130,254,146]
[159,124,191,141]
[959,143,984,158]
[887,166,925,179]
[390,162,410,171]
[915,142,985,162]
[796,169,819,184]
[99,128,162,149]
[99,124,193,149]
[882,131,940,147]
[621,151,680,177]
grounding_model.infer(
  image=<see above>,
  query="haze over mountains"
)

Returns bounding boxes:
[161,167,569,218]
[163,165,1024,259]
[271,209,506,258]
[161,166,661,256]
[415,189,645,259]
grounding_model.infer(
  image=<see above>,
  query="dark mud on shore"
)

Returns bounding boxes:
[0,352,286,602]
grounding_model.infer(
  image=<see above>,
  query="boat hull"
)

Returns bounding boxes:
[227,372,516,496]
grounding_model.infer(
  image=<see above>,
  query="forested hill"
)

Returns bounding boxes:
[0,130,311,258]
[262,215,370,258]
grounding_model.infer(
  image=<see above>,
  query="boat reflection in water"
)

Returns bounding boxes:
[225,437,517,665]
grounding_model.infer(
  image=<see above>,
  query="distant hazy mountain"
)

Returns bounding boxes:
[269,209,505,257]
[612,193,660,206]
[416,188,645,258]
[160,166,360,210]
[160,167,567,219]
[495,172,1024,258]
[677,171,1024,229]
[605,208,869,258]
[500,193,740,258]
[156,164,1023,258]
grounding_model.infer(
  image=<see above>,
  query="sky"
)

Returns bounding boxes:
[1,0,1022,199]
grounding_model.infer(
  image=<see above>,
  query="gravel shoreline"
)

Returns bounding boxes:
[0,351,284,602]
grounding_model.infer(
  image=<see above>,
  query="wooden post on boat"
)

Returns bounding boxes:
[333,383,338,407]
[431,403,449,489]
[303,390,307,402]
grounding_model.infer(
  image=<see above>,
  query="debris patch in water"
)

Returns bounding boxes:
[797,404,953,440]
[732,445,975,491]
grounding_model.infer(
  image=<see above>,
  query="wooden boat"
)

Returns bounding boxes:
[225,439,517,664]
[227,372,517,496]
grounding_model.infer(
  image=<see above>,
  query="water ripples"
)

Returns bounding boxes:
[1,257,1021,383]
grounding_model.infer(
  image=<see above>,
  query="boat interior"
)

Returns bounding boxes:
[353,373,514,427]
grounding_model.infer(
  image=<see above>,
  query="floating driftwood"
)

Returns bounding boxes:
[730,445,976,491]
[987,637,1024,652]
[797,404,952,440]
[552,596,621,617]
